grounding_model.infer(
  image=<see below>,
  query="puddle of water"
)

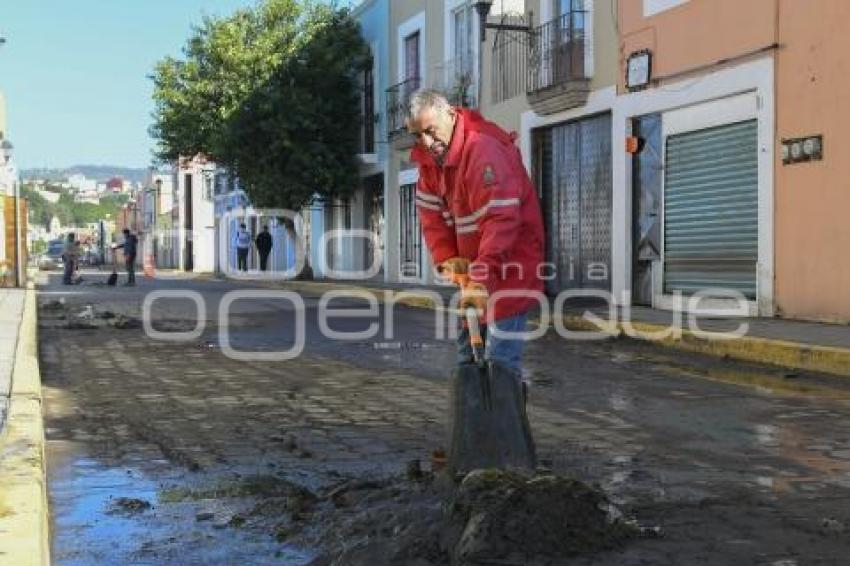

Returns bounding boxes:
[48,441,314,565]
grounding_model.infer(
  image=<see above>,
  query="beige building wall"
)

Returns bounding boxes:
[617,0,777,93]
[774,0,850,321]
[590,0,618,91]
[614,0,777,315]
[618,0,849,321]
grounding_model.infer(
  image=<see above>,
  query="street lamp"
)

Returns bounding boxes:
[473,1,533,109]
[473,0,533,42]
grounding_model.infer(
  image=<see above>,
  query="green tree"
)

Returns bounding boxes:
[21,184,126,229]
[225,7,369,210]
[149,0,304,162]
[149,0,370,211]
[21,185,51,229]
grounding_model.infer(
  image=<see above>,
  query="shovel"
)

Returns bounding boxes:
[447,305,537,475]
[107,248,118,286]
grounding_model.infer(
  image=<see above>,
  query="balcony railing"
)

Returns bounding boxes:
[433,57,478,108]
[527,10,588,93]
[386,77,421,137]
[491,13,532,105]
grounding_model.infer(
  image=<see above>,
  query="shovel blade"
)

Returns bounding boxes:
[448,361,536,474]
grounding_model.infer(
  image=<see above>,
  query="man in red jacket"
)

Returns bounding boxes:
[407,89,545,376]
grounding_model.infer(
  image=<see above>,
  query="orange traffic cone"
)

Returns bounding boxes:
[143,254,155,278]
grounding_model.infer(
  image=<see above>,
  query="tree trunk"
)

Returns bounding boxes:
[281,213,312,280]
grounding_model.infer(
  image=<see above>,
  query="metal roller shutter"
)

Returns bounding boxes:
[664,119,758,299]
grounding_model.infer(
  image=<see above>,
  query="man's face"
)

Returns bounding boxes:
[408,106,456,164]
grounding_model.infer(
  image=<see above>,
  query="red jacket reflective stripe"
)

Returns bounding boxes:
[412,108,545,322]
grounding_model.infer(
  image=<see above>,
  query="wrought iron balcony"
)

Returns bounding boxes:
[526,10,591,115]
[386,77,422,143]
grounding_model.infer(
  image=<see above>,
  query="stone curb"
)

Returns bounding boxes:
[259,279,850,378]
[0,288,50,565]
[560,315,850,377]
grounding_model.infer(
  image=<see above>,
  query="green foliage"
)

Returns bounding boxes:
[21,185,51,228]
[149,0,303,162]
[21,183,126,229]
[150,0,370,211]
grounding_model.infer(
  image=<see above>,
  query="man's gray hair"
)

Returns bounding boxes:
[408,88,452,121]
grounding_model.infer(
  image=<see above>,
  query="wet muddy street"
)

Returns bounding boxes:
[38,273,850,564]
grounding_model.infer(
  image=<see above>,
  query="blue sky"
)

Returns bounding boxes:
[0,0,296,170]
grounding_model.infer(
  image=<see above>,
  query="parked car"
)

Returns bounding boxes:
[39,240,65,271]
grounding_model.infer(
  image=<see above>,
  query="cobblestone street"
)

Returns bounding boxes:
[38,272,850,565]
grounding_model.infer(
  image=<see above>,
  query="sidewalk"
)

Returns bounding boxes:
[0,289,26,436]
[0,287,50,565]
[240,277,850,377]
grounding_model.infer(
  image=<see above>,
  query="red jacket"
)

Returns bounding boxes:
[412,108,545,322]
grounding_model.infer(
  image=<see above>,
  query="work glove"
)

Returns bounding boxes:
[438,256,470,276]
[459,281,489,316]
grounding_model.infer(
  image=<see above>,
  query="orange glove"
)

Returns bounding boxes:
[439,257,471,286]
[459,281,489,315]
[438,256,470,277]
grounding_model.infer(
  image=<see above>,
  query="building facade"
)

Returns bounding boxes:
[160,0,849,322]
[773,0,850,321]
[175,156,217,273]
[614,0,776,317]
[380,0,618,292]
[512,0,619,297]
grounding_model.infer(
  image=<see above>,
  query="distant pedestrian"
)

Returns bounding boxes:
[114,229,138,286]
[256,225,273,271]
[235,223,252,272]
[62,233,80,285]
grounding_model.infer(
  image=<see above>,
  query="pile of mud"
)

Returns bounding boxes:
[305,469,635,566]
[38,300,144,330]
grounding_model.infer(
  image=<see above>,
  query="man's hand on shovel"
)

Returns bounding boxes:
[438,257,470,279]
[459,282,488,316]
[438,256,489,316]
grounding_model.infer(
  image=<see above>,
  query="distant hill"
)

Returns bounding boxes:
[21,165,150,184]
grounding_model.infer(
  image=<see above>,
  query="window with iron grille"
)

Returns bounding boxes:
[404,32,420,82]
[387,32,423,136]
[399,183,422,278]
[449,2,476,106]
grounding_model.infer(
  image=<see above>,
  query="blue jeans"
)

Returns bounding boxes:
[456,311,529,373]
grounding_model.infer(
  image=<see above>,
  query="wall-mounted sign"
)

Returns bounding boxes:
[781,135,823,165]
[626,50,652,91]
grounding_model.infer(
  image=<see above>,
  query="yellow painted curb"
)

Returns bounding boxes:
[268,280,850,377]
[557,315,850,378]
[0,289,50,566]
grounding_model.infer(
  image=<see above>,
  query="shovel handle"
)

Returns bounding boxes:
[451,272,485,365]
[465,307,485,366]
